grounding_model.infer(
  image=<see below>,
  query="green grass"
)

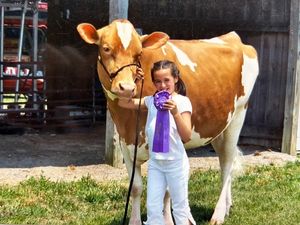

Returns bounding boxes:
[190,161,300,225]
[0,161,299,225]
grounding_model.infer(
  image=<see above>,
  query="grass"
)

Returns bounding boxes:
[190,161,300,225]
[0,161,299,225]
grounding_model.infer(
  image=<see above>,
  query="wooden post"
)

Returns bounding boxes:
[105,0,129,167]
[297,3,300,153]
[105,112,123,167]
[282,0,300,156]
[109,0,128,22]
[296,9,300,152]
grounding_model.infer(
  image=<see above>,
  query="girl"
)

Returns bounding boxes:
[118,60,196,225]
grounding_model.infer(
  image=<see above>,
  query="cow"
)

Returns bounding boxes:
[77,19,259,225]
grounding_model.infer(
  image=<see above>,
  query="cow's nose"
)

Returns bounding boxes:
[119,82,135,96]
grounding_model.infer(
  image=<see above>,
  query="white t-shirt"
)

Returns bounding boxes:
[144,94,192,160]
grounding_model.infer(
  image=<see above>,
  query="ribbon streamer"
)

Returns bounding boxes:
[153,90,171,153]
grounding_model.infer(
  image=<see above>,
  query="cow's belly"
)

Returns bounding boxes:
[184,129,214,149]
[185,106,236,150]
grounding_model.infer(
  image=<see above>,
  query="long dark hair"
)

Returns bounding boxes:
[150,60,186,96]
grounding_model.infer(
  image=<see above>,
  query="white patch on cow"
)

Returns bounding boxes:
[161,45,167,55]
[120,132,149,162]
[101,84,118,101]
[236,54,259,107]
[126,142,149,162]
[227,110,234,123]
[202,37,225,44]
[229,31,239,37]
[184,128,213,149]
[167,42,197,72]
[116,22,133,50]
[227,95,238,123]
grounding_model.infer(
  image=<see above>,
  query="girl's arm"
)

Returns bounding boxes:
[172,111,192,143]
[164,99,192,143]
[118,97,146,110]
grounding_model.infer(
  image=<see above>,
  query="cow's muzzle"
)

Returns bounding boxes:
[117,82,136,98]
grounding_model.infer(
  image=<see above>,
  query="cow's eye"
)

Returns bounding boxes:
[102,46,111,54]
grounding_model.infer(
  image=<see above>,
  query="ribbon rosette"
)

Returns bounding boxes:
[152,90,171,153]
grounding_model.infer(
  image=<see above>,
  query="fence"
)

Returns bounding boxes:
[0,0,106,133]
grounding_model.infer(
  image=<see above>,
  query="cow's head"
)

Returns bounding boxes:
[77,19,169,99]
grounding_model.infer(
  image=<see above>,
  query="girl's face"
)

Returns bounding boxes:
[152,68,178,94]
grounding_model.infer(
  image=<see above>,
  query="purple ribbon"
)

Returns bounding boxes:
[152,90,171,153]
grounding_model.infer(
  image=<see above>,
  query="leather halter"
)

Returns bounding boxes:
[97,55,141,82]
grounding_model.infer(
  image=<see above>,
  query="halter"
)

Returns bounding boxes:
[97,55,141,82]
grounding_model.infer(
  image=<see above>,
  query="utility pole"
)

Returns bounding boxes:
[105,0,129,167]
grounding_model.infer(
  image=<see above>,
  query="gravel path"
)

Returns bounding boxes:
[0,126,297,185]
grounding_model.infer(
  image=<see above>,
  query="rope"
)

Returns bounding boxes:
[122,78,144,225]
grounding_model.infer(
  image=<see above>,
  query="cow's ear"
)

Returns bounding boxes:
[77,23,99,44]
[140,32,169,49]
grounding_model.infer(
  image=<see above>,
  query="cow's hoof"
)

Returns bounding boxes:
[209,219,224,225]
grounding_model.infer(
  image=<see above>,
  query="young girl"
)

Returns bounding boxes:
[118,60,196,225]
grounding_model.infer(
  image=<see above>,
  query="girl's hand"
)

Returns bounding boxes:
[135,67,144,82]
[163,99,179,116]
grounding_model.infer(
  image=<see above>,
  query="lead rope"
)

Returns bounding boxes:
[122,77,145,225]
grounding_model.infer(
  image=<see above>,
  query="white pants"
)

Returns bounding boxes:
[145,155,196,225]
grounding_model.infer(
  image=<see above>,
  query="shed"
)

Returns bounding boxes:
[1,0,299,161]
[127,0,300,155]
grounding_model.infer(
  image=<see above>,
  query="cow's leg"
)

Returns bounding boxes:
[121,144,144,225]
[210,106,246,225]
[130,165,143,225]
[163,190,174,225]
[126,163,143,225]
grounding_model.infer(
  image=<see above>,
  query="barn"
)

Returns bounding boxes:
[0,0,299,162]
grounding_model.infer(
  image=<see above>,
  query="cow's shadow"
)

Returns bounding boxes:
[109,205,214,225]
[191,204,215,224]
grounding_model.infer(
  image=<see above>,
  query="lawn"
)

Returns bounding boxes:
[0,161,299,225]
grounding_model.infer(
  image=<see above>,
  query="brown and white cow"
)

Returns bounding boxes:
[77,19,259,225]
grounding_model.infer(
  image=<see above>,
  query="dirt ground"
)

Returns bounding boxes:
[0,124,297,185]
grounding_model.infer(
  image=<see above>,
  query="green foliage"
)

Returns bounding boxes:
[0,162,299,225]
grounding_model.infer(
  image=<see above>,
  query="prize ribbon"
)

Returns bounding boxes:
[152,90,171,153]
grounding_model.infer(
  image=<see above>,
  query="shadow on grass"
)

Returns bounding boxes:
[109,206,213,225]
[108,212,147,225]
[191,204,214,225]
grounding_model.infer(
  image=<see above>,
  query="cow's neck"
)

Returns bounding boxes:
[106,98,145,145]
[101,84,119,101]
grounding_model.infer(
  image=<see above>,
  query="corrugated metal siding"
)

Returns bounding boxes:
[240,32,289,147]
